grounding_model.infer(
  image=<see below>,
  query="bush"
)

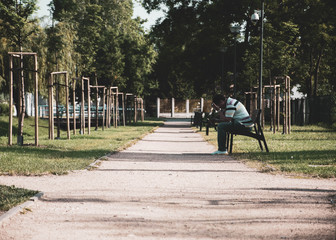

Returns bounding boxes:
[331,93,336,129]
[0,103,9,115]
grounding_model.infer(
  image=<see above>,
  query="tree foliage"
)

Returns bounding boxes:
[0,0,156,99]
[0,0,335,105]
[0,0,37,47]
[47,0,156,96]
[144,0,336,99]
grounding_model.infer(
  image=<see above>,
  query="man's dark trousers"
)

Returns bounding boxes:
[217,119,251,151]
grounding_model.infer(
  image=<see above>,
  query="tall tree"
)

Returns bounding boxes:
[144,0,251,98]
[290,0,336,97]
[49,0,157,97]
[143,0,336,100]
[121,17,157,96]
[0,0,37,145]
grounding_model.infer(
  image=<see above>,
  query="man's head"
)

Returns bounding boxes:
[212,94,227,109]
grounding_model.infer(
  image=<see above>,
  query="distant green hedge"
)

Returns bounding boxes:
[331,93,336,129]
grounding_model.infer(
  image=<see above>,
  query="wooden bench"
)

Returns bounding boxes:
[226,109,269,153]
[192,112,204,130]
[193,112,214,132]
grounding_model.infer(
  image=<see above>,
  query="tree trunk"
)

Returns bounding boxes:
[17,50,25,145]
[313,49,323,97]
[95,74,99,130]
[244,18,250,47]
[306,49,313,97]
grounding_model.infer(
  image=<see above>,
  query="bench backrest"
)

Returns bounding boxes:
[250,109,261,124]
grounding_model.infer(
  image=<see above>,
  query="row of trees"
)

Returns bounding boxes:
[143,0,336,100]
[0,0,159,144]
[0,0,335,110]
[0,0,157,100]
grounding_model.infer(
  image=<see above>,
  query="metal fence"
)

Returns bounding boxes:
[291,96,333,125]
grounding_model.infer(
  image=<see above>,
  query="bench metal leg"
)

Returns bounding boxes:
[226,127,269,153]
[258,138,264,151]
[253,126,263,151]
[263,138,269,152]
[229,133,233,153]
[257,125,269,152]
[226,133,230,151]
[260,128,269,152]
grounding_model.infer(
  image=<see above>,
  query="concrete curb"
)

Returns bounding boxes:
[87,159,102,170]
[0,191,44,226]
[86,155,109,170]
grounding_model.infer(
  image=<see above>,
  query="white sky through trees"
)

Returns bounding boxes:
[35,0,163,30]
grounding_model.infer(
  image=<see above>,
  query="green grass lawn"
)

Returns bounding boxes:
[198,124,336,178]
[0,185,38,212]
[0,116,163,175]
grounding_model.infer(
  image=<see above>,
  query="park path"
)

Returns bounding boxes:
[0,119,335,240]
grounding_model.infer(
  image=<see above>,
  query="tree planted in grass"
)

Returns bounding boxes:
[0,0,38,145]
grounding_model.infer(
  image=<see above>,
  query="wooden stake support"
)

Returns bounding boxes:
[125,93,135,124]
[248,75,290,134]
[244,88,258,113]
[263,84,280,133]
[108,87,119,128]
[8,52,39,146]
[70,77,81,135]
[49,71,70,140]
[275,76,291,134]
[116,92,126,126]
[136,97,145,122]
[80,77,90,134]
[89,85,107,131]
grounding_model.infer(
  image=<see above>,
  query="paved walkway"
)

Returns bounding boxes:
[0,119,335,239]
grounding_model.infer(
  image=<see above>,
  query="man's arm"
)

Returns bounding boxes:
[211,103,220,111]
[212,102,233,122]
[218,110,233,122]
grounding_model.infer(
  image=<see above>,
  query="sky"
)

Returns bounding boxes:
[35,0,164,30]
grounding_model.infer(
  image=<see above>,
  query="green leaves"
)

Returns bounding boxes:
[0,0,38,48]
[145,0,336,99]
[46,0,156,96]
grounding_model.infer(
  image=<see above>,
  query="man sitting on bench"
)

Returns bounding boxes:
[211,94,254,155]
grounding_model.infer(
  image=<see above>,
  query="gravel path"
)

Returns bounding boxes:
[0,119,335,239]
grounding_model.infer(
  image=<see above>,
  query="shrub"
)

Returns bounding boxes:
[0,103,9,115]
[331,93,336,129]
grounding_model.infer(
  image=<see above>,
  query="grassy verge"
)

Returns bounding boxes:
[0,116,163,175]
[198,124,336,178]
[0,185,38,212]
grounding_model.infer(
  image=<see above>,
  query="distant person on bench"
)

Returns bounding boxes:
[211,94,254,155]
